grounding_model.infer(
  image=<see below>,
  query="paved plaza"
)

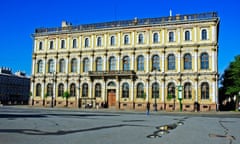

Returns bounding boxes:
[0,106,239,144]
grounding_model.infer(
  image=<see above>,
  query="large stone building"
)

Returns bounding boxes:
[31,12,219,111]
[0,68,30,105]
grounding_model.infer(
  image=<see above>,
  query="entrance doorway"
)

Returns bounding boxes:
[107,89,116,107]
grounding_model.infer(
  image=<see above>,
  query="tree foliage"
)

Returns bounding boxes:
[221,55,240,95]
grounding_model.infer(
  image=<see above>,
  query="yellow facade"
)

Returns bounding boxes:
[31,12,219,111]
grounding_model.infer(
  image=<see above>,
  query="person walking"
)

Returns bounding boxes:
[146,102,150,116]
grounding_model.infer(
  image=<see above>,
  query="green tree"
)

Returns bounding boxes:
[221,55,240,110]
[63,91,70,107]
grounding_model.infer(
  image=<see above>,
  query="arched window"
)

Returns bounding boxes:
[152,55,160,71]
[109,56,116,71]
[49,41,54,49]
[108,81,116,87]
[82,83,88,97]
[122,83,129,98]
[169,32,174,42]
[184,83,192,99]
[124,35,129,45]
[200,53,209,69]
[185,31,190,41]
[72,39,77,48]
[137,55,144,71]
[138,33,144,44]
[36,83,41,96]
[48,59,54,73]
[83,58,89,72]
[153,33,159,43]
[167,83,175,99]
[95,83,101,97]
[58,84,64,97]
[96,57,102,71]
[137,83,144,98]
[59,59,65,73]
[201,29,207,40]
[61,40,65,49]
[71,58,77,73]
[201,82,209,99]
[37,60,43,73]
[85,38,89,48]
[97,37,102,47]
[152,82,159,98]
[123,56,130,71]
[70,83,76,97]
[184,53,192,70]
[39,41,43,50]
[168,54,175,70]
[47,83,53,96]
[110,36,115,46]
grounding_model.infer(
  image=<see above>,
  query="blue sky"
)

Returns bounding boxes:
[0,0,239,76]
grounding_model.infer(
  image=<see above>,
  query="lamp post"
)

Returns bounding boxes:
[178,85,183,112]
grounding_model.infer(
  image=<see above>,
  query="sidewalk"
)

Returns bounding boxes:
[4,105,240,117]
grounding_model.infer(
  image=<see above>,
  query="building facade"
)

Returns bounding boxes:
[0,68,30,105]
[31,12,219,111]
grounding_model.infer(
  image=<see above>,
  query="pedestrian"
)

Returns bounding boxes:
[146,102,150,116]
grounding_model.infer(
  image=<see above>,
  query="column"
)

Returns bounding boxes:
[131,52,135,70]
[146,80,149,102]
[161,51,165,73]
[178,50,181,72]
[90,54,94,71]
[42,81,45,99]
[54,56,57,73]
[32,57,36,75]
[162,29,165,44]
[195,80,198,102]
[194,27,197,42]
[212,80,216,103]
[118,33,121,47]
[103,54,107,71]
[194,49,198,72]
[91,35,94,48]
[132,31,135,47]
[66,57,69,73]
[117,53,120,70]
[212,25,216,42]
[89,80,92,99]
[212,50,216,72]
[161,81,165,102]
[104,34,107,48]
[78,54,81,74]
[30,80,34,102]
[56,37,58,50]
[67,36,70,49]
[178,29,180,43]
[131,81,134,101]
[146,31,149,45]
[79,36,82,49]
[146,53,149,72]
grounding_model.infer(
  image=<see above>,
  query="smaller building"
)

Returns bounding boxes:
[0,67,30,105]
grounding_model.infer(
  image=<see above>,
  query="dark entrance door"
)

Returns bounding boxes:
[108,89,116,107]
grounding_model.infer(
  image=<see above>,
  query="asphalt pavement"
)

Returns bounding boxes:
[0,106,239,144]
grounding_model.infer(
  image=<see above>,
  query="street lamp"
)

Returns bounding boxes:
[178,85,183,112]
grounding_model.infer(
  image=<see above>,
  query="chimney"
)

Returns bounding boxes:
[61,21,72,27]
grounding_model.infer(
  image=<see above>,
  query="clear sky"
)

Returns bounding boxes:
[0,0,239,76]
